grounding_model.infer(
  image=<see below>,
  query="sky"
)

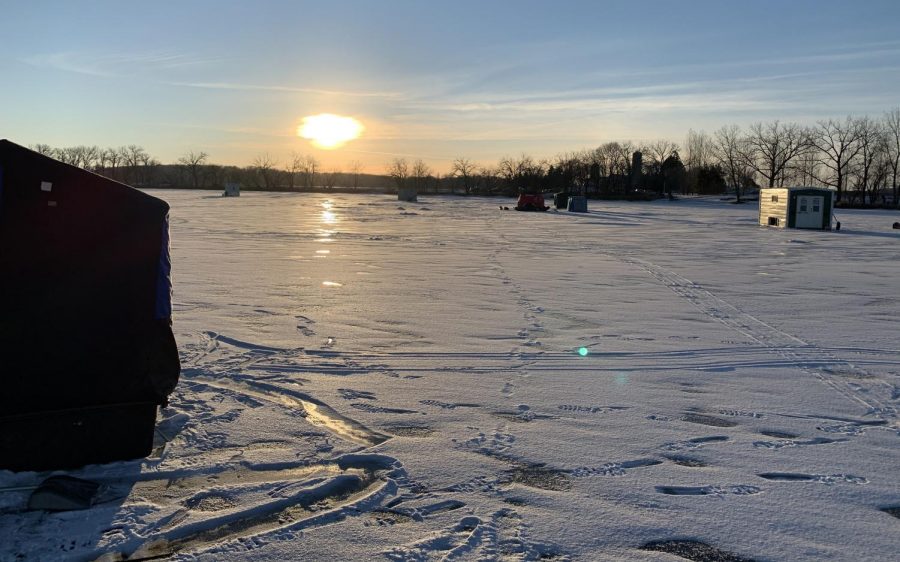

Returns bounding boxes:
[1,0,899,173]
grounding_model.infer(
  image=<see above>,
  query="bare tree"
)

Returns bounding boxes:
[287,152,304,189]
[476,165,501,194]
[883,107,900,206]
[322,167,341,189]
[58,146,100,170]
[497,155,517,185]
[54,147,78,165]
[644,140,679,174]
[97,147,111,172]
[497,153,544,192]
[387,158,409,191]
[252,153,279,189]
[123,145,147,168]
[347,160,364,189]
[101,147,122,180]
[851,116,887,204]
[684,129,714,170]
[85,146,102,171]
[302,155,319,188]
[741,121,811,188]
[713,125,752,203]
[118,145,149,184]
[140,155,161,186]
[591,143,615,177]
[411,159,432,192]
[789,145,823,187]
[814,117,864,203]
[552,152,591,192]
[29,144,54,156]
[613,141,638,176]
[451,157,477,194]
[592,141,635,176]
[178,151,209,188]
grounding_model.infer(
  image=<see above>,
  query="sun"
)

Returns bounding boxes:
[298,114,364,149]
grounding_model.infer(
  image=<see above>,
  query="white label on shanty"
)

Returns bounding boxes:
[40,181,52,192]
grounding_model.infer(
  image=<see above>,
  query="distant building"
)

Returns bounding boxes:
[759,187,834,230]
[223,182,241,197]
[398,186,417,202]
[630,151,642,190]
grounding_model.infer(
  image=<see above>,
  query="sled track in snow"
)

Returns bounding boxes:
[182,374,391,446]
[618,254,896,421]
[90,455,403,561]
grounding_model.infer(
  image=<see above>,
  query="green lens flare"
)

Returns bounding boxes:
[578,347,589,356]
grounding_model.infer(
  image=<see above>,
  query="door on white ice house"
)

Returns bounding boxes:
[795,196,824,228]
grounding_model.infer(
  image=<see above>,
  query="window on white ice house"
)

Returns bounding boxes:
[771,195,779,202]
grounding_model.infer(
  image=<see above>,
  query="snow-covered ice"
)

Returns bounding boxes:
[1,192,899,561]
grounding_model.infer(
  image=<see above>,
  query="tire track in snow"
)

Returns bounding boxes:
[617,254,896,421]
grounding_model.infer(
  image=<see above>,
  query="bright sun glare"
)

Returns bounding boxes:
[298,114,364,149]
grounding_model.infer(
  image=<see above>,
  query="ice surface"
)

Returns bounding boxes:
[1,192,898,561]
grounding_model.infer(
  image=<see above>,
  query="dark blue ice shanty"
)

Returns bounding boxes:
[0,140,180,472]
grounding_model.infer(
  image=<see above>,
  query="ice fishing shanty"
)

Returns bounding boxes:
[758,187,835,230]
[0,140,180,472]
[398,186,417,202]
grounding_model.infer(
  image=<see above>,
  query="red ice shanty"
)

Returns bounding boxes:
[0,140,180,472]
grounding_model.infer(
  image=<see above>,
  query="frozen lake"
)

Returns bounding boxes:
[2,191,899,561]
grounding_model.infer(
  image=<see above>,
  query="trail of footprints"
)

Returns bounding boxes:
[179,330,880,561]
[617,255,898,421]
[486,243,547,352]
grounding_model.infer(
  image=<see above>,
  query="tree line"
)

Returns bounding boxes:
[29,108,900,207]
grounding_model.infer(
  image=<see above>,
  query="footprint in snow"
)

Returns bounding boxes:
[752,437,846,449]
[569,458,662,477]
[680,413,738,428]
[661,435,729,452]
[420,400,480,410]
[655,485,762,496]
[558,405,629,414]
[757,473,867,485]
[338,388,376,401]
[350,403,418,415]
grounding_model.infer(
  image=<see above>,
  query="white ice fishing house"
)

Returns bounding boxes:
[758,187,834,230]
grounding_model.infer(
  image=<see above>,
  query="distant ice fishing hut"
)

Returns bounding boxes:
[759,187,834,230]
[398,186,417,202]
[223,182,241,197]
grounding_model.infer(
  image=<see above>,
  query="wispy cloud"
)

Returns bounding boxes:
[398,56,900,124]
[168,81,401,99]
[159,122,294,138]
[22,51,222,77]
